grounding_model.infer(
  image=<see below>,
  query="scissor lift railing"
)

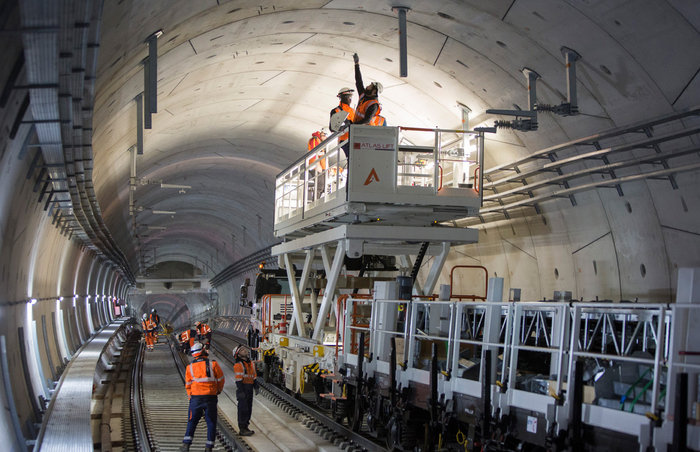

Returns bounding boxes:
[342,297,699,449]
[273,125,486,238]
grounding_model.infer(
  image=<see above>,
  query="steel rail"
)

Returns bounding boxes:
[131,342,153,451]
[168,338,251,452]
[209,333,387,452]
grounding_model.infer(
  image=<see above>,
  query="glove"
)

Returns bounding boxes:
[353,53,359,64]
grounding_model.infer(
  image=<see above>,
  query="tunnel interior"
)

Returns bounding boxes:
[0,0,699,448]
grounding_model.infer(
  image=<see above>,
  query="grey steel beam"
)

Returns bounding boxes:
[393,7,410,77]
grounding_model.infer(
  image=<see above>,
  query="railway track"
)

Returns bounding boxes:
[128,337,248,451]
[210,332,387,452]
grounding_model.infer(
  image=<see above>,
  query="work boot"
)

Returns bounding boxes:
[239,426,255,436]
[180,443,190,452]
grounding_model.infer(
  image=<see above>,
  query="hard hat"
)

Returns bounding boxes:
[142,313,147,320]
[371,81,383,94]
[191,342,204,356]
[337,87,354,96]
[233,345,249,358]
[151,308,156,313]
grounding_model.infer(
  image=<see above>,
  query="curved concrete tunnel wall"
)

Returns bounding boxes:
[0,30,128,440]
[0,0,699,448]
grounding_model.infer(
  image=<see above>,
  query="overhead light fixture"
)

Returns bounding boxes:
[152,210,176,215]
[59,296,64,301]
[30,298,38,305]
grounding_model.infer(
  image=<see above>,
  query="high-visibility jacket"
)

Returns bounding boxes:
[370,114,386,126]
[185,357,225,396]
[149,313,160,325]
[233,359,257,385]
[180,329,195,345]
[144,319,156,332]
[355,98,381,125]
[308,134,322,151]
[196,323,212,338]
[331,103,356,142]
[196,323,212,335]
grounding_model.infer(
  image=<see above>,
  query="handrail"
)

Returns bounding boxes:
[449,265,488,300]
[275,128,346,179]
[399,126,478,134]
[473,165,480,193]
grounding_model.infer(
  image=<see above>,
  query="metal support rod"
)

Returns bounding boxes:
[143,59,152,129]
[570,359,584,452]
[283,252,306,337]
[129,145,136,215]
[422,242,450,296]
[478,131,485,206]
[482,349,492,441]
[312,240,346,342]
[522,67,541,112]
[650,307,666,412]
[561,47,581,109]
[290,249,314,336]
[389,337,396,407]
[429,342,439,451]
[146,32,159,115]
[33,167,47,192]
[394,7,410,77]
[672,372,689,452]
[135,94,144,154]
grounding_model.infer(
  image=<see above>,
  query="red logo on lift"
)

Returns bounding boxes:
[364,168,380,185]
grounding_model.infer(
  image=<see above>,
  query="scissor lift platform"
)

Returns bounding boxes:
[274,125,485,239]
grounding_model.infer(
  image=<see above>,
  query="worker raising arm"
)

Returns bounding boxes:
[353,53,384,126]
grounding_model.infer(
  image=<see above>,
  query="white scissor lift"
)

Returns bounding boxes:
[270,124,486,347]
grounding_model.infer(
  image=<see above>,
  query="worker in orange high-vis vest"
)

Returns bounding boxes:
[329,87,356,158]
[352,53,383,128]
[181,342,225,452]
[233,345,258,436]
[308,130,327,151]
[142,315,157,351]
[195,321,212,348]
[179,328,196,354]
[141,314,149,345]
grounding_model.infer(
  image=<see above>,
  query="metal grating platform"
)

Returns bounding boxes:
[38,320,125,452]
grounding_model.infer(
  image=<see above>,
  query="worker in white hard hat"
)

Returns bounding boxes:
[180,342,225,452]
[329,87,356,158]
[352,53,386,127]
[233,345,258,436]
